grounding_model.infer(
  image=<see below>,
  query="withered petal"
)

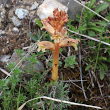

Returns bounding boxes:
[37,40,55,52]
[59,38,80,50]
[41,19,55,35]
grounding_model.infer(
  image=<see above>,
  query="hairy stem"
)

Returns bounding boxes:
[52,43,60,81]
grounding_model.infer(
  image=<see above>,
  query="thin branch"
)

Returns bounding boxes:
[78,0,88,100]
[69,79,84,90]
[59,80,87,82]
[65,28,110,46]
[18,96,102,110]
[0,67,11,77]
[73,0,109,22]
[88,70,94,87]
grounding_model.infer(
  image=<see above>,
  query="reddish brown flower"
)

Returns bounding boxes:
[41,8,68,43]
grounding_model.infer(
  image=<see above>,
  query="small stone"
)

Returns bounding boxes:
[37,0,68,20]
[37,0,44,4]
[11,16,22,27]
[8,8,14,19]
[30,2,39,10]
[0,0,12,4]
[0,8,6,18]
[2,47,9,54]
[15,8,29,19]
[99,1,104,3]
[12,27,19,33]
[0,30,5,35]
[0,55,11,63]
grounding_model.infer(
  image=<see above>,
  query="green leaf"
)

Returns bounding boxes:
[85,64,91,71]
[14,48,24,55]
[89,3,109,20]
[106,57,110,62]
[27,33,38,42]
[89,26,103,32]
[98,56,107,61]
[88,41,94,47]
[76,14,80,19]
[94,21,108,26]
[100,67,104,80]
[36,29,41,40]
[88,31,96,37]
[59,61,62,67]
[95,3,109,13]
[84,57,87,61]
[104,0,110,2]
[67,18,73,25]
[106,12,110,20]
[90,0,96,7]
[78,26,87,31]
[60,48,63,52]
[88,23,96,27]
[36,19,43,27]
[7,61,16,70]
[64,55,78,69]
[102,63,108,71]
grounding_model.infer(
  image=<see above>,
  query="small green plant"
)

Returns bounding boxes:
[64,55,78,69]
[36,19,43,28]
[0,48,70,109]
[75,0,110,80]
[0,61,24,110]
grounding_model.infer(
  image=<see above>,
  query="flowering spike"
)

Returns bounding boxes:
[38,8,79,81]
[37,40,55,52]
[59,38,80,50]
[41,8,68,43]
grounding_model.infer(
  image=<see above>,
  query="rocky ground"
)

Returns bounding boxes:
[0,0,110,110]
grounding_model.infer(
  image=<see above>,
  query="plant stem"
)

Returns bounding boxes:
[52,43,60,81]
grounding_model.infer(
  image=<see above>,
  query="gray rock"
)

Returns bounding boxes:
[96,0,103,3]
[9,52,22,67]
[12,27,19,33]
[8,8,15,19]
[11,16,22,27]
[30,2,39,10]
[0,7,6,18]
[10,52,44,73]
[58,0,82,20]
[15,8,29,19]
[0,55,11,63]
[0,0,12,5]
[0,30,5,35]
[22,59,44,72]
[37,0,68,20]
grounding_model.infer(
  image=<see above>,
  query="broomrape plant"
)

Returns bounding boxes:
[37,8,79,81]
